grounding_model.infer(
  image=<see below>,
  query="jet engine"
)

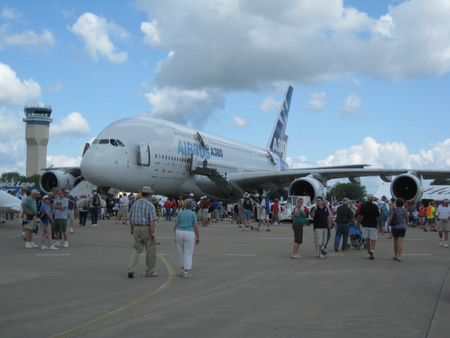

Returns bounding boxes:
[40,170,78,194]
[390,173,423,203]
[288,177,327,201]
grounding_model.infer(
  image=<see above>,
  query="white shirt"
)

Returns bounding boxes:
[436,205,450,220]
[120,196,129,207]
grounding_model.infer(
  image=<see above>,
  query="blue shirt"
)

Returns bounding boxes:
[40,203,52,225]
[176,209,198,232]
[54,196,68,219]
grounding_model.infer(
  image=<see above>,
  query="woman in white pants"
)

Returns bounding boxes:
[174,199,200,278]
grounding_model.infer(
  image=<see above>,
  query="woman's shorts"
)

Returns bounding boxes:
[392,227,406,238]
[41,222,51,231]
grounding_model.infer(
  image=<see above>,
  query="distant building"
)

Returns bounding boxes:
[23,105,53,177]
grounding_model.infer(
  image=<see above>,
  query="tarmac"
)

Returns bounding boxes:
[0,217,449,338]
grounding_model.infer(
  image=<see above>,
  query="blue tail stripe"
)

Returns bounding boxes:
[267,86,293,160]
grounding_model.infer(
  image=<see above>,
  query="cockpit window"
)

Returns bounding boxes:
[93,139,125,146]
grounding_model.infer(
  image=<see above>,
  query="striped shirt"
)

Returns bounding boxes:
[129,198,156,225]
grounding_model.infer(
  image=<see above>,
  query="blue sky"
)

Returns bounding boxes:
[1,0,449,192]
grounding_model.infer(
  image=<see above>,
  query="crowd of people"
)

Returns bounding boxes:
[3,186,449,277]
[292,194,449,262]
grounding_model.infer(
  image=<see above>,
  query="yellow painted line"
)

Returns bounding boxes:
[51,254,176,338]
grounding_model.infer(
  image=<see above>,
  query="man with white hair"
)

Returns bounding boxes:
[128,186,158,278]
[436,199,450,248]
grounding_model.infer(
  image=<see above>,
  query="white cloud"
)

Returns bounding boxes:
[305,92,326,110]
[0,108,26,174]
[0,108,22,140]
[2,29,55,50]
[230,115,251,128]
[51,112,90,138]
[135,0,450,91]
[373,14,395,38]
[68,12,129,63]
[47,154,81,168]
[144,86,224,127]
[141,20,166,49]
[0,62,41,106]
[47,81,63,94]
[258,96,279,112]
[340,93,362,118]
[303,136,450,170]
[1,6,22,20]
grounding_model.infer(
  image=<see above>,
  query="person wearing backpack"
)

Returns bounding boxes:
[241,193,253,231]
[88,189,100,227]
[78,194,89,226]
[378,195,389,239]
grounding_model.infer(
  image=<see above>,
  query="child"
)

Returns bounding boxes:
[412,208,419,227]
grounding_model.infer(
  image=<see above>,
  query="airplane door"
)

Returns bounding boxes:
[190,153,197,171]
[137,143,150,166]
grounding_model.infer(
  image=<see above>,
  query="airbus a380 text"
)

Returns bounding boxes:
[40,86,450,202]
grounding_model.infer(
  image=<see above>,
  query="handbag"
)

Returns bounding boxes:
[37,211,47,222]
[390,209,398,226]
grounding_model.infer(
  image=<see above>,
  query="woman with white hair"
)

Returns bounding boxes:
[174,199,200,278]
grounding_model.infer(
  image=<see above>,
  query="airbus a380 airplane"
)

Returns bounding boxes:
[40,86,450,202]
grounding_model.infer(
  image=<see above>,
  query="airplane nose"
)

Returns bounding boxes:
[80,141,137,189]
[80,145,118,187]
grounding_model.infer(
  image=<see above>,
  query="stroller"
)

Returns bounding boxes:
[349,224,365,250]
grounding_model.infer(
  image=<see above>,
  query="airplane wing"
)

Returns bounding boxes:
[230,166,450,202]
[237,167,450,184]
[0,191,22,212]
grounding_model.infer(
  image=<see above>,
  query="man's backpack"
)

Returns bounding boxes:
[243,198,252,209]
[92,194,100,207]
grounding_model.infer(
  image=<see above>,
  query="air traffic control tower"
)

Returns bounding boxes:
[23,105,53,177]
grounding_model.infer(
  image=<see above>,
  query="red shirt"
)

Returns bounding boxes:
[273,202,279,214]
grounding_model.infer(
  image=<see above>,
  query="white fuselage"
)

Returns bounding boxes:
[80,117,285,198]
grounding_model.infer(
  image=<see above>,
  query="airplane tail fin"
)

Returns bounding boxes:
[267,85,293,160]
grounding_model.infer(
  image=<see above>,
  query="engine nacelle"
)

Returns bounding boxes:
[40,170,77,194]
[288,177,327,201]
[390,173,424,203]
